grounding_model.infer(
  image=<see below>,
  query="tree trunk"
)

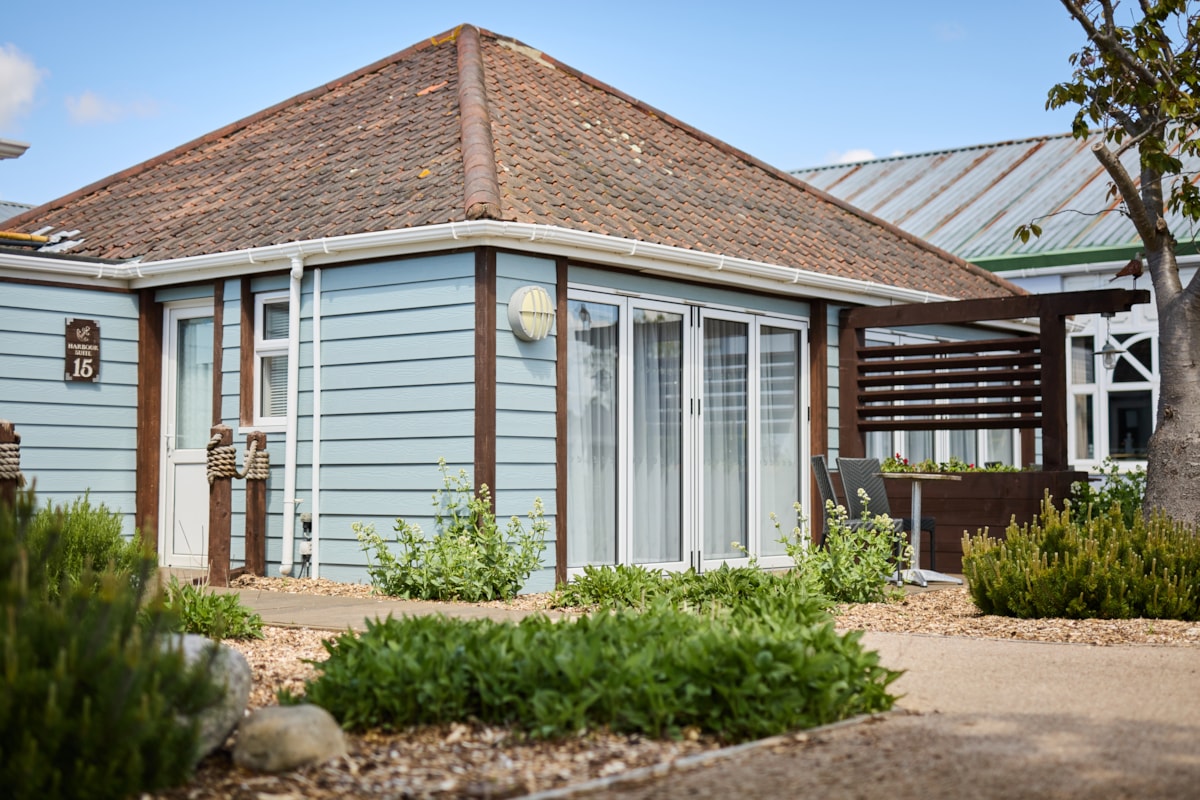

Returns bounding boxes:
[1143,284,1200,527]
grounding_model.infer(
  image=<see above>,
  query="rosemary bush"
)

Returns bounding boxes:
[963,496,1200,620]
[354,459,547,601]
[1,491,220,800]
[25,493,147,596]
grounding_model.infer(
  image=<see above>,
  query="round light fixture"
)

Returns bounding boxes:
[508,285,556,341]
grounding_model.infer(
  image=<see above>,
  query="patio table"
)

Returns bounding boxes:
[879,472,965,587]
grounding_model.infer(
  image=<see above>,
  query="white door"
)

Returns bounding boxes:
[160,303,214,568]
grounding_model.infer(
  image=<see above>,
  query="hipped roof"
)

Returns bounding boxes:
[7,25,1017,300]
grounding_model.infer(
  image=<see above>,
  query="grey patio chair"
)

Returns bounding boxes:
[836,456,938,570]
[810,455,839,547]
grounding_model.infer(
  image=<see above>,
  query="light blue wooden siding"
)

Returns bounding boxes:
[0,281,140,534]
[298,253,478,583]
[496,253,558,592]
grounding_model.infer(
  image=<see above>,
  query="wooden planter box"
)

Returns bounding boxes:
[832,470,1086,574]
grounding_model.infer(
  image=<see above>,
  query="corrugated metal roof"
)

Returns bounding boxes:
[793,133,1200,263]
[0,200,32,224]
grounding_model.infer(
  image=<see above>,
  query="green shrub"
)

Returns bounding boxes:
[25,494,146,596]
[354,459,547,601]
[962,496,1200,620]
[779,497,906,604]
[1070,458,1146,528]
[162,577,265,640]
[553,561,828,615]
[553,563,668,608]
[1,491,221,800]
[286,596,897,742]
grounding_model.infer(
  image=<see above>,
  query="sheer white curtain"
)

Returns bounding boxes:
[631,309,683,563]
[759,327,799,556]
[703,318,747,560]
[566,301,619,567]
[175,317,213,449]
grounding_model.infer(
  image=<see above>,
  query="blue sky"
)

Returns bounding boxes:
[1,1,1087,206]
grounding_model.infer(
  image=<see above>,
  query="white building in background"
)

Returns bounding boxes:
[795,133,1199,472]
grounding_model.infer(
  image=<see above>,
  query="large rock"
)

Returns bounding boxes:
[233,704,348,773]
[164,633,252,761]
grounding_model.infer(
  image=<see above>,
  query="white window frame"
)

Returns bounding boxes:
[253,292,290,430]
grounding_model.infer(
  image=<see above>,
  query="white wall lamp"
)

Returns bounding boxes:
[508,285,556,341]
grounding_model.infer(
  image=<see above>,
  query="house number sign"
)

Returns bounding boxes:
[64,318,100,382]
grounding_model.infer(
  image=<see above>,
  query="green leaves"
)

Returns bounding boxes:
[354,459,548,601]
[962,492,1200,620]
[2,490,222,800]
[160,578,265,640]
[292,594,899,742]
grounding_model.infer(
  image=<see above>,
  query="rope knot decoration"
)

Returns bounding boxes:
[206,435,270,484]
[0,440,26,487]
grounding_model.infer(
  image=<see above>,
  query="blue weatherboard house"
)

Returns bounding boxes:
[0,25,1021,590]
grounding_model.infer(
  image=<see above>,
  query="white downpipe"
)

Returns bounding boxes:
[279,254,303,576]
[311,267,322,579]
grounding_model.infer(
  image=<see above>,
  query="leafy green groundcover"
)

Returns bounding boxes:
[288,592,899,743]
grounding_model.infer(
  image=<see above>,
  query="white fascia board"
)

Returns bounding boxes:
[5,221,1007,315]
[0,253,128,289]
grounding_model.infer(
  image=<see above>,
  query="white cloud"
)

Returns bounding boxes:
[835,148,877,164]
[66,90,159,125]
[0,44,43,130]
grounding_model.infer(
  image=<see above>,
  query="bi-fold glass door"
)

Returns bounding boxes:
[567,290,807,574]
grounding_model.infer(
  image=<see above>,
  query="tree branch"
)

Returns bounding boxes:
[1091,141,1158,243]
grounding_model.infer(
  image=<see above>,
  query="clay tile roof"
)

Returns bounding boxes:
[7,24,1018,300]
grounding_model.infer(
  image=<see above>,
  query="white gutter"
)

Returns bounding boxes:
[311,267,323,579]
[2,220,1033,319]
[96,221,969,309]
[279,255,303,577]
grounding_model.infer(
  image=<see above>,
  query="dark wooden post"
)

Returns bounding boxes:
[0,420,20,509]
[244,431,268,576]
[809,301,829,545]
[837,309,866,459]
[208,424,233,587]
[1039,312,1069,471]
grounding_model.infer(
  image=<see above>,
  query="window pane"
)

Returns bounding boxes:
[703,318,748,560]
[260,355,289,418]
[1073,394,1094,461]
[1112,337,1153,383]
[566,301,620,567]
[1108,390,1152,459]
[760,327,799,557]
[175,317,213,449]
[263,301,289,340]
[1071,336,1095,384]
[631,308,684,564]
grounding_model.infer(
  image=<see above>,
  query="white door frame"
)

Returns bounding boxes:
[158,300,214,568]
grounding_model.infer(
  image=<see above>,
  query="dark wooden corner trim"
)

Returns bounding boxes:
[212,280,224,426]
[135,289,163,547]
[555,257,569,585]
[240,277,253,426]
[474,247,497,503]
[808,301,828,544]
